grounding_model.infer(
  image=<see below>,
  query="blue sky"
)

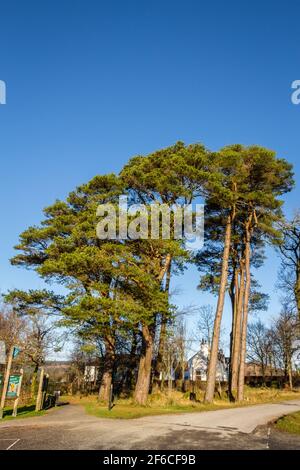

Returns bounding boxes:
[1,1,300,356]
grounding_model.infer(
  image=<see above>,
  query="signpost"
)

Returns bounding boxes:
[35,367,45,412]
[0,346,14,418]
[0,345,22,419]
[12,369,24,417]
[35,368,49,412]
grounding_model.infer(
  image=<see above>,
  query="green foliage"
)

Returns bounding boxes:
[4,141,295,403]
[121,141,210,204]
[195,144,294,300]
[6,173,174,347]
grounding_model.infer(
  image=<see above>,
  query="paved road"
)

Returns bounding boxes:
[1,400,300,450]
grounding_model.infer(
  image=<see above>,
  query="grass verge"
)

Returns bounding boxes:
[275,411,300,435]
[1,404,45,421]
[64,388,300,420]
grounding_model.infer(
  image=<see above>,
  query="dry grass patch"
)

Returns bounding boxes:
[63,387,300,420]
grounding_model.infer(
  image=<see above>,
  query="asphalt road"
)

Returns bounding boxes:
[1,400,300,450]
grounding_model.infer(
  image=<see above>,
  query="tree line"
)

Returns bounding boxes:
[247,308,300,389]
[3,141,298,405]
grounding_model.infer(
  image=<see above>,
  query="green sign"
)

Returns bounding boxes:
[6,375,21,398]
[0,373,3,386]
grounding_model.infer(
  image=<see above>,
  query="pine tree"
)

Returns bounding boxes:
[203,145,293,403]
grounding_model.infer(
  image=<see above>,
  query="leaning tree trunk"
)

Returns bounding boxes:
[237,228,251,401]
[134,324,154,405]
[204,213,233,403]
[230,263,245,399]
[98,335,115,403]
[228,264,239,401]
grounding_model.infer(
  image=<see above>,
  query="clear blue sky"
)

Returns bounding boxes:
[1,1,300,356]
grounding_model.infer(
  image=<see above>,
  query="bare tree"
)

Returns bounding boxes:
[0,306,27,353]
[160,319,190,391]
[270,308,300,389]
[277,213,300,319]
[196,305,215,348]
[0,305,63,398]
[246,320,273,384]
[24,312,63,397]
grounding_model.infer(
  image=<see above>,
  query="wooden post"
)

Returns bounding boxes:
[41,373,49,410]
[0,346,14,419]
[35,367,44,412]
[12,369,24,417]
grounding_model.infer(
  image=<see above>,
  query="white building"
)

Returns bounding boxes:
[185,341,228,382]
[84,365,98,382]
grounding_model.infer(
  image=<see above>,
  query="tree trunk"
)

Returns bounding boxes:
[288,354,293,390]
[134,324,154,405]
[230,263,245,399]
[98,335,115,403]
[158,253,172,283]
[228,266,238,401]
[204,213,232,403]
[134,253,171,404]
[262,365,266,386]
[237,227,251,402]
[155,260,172,380]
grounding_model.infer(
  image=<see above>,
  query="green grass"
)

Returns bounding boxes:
[275,411,300,435]
[84,401,230,419]
[65,388,300,420]
[1,404,45,420]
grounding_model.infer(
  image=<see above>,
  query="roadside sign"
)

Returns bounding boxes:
[12,369,24,417]
[0,341,6,364]
[12,347,20,359]
[6,375,21,398]
[0,347,14,418]
[0,373,3,386]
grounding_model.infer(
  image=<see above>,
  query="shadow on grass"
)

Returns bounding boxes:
[3,404,44,420]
